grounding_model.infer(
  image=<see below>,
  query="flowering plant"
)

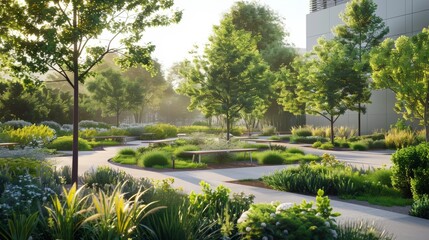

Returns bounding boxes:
[237,189,340,239]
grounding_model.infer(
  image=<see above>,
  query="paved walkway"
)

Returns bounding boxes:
[51,141,429,240]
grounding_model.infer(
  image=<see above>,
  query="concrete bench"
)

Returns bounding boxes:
[141,138,178,147]
[240,138,280,150]
[182,148,258,163]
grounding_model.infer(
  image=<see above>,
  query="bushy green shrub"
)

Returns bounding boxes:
[192,120,209,126]
[79,120,110,129]
[0,158,51,178]
[144,123,178,139]
[290,136,327,144]
[118,148,137,156]
[125,126,145,136]
[391,143,429,198]
[312,141,322,148]
[173,144,200,158]
[319,142,334,150]
[79,128,97,139]
[258,151,284,165]
[3,120,31,129]
[238,189,339,240]
[40,121,62,132]
[372,139,386,149]
[350,141,369,151]
[261,125,276,136]
[4,124,55,147]
[385,129,414,149]
[410,194,429,219]
[285,147,304,155]
[140,151,169,167]
[47,136,92,151]
[291,126,312,137]
[334,138,350,148]
[97,127,128,136]
[177,125,220,134]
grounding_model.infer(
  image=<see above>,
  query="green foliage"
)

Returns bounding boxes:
[313,141,323,148]
[384,129,414,149]
[319,142,334,150]
[290,136,328,144]
[3,120,31,129]
[0,212,39,240]
[125,126,146,136]
[237,190,340,240]
[372,139,386,149]
[334,138,350,148]
[140,151,169,168]
[4,124,55,147]
[177,17,272,141]
[192,121,209,126]
[410,194,429,219]
[371,28,429,141]
[79,120,110,129]
[188,181,254,237]
[40,121,62,132]
[350,141,369,151]
[143,123,178,139]
[291,126,313,137]
[47,136,92,151]
[257,151,285,165]
[117,148,137,156]
[261,126,277,136]
[391,143,429,198]
[173,144,200,158]
[285,147,304,155]
[337,220,394,240]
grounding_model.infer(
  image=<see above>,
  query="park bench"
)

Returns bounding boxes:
[0,142,19,149]
[182,148,258,163]
[90,136,128,144]
[240,138,280,150]
[141,138,178,147]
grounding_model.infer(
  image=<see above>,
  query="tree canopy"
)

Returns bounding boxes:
[371,28,429,141]
[0,0,181,184]
[333,0,389,135]
[178,18,272,140]
[279,38,359,143]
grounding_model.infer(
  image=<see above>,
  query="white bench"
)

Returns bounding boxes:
[182,148,258,163]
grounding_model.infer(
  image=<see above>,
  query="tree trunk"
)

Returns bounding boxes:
[358,103,361,136]
[330,115,335,145]
[425,91,429,142]
[116,111,120,127]
[72,4,79,185]
[226,112,230,141]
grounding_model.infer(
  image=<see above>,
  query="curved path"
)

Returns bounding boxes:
[51,141,429,240]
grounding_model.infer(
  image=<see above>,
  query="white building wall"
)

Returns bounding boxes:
[306,0,429,133]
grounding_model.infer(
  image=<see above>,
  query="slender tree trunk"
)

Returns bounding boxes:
[226,112,230,141]
[330,115,335,144]
[358,103,361,136]
[116,111,120,127]
[72,3,79,185]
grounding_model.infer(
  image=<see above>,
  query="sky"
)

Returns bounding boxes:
[141,0,309,72]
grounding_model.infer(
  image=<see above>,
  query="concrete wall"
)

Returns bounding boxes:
[305,0,429,133]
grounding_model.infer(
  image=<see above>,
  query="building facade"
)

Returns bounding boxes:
[306,0,429,133]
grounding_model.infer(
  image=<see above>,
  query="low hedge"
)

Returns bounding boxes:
[47,136,92,151]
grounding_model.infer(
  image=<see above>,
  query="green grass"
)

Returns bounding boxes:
[283,153,320,164]
[112,155,137,165]
[89,140,121,148]
[353,195,413,207]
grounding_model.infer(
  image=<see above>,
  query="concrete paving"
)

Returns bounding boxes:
[51,141,429,240]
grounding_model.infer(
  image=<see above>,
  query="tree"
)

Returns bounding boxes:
[86,69,144,126]
[225,1,298,131]
[0,0,181,184]
[333,0,389,136]
[371,29,429,141]
[279,39,360,144]
[178,18,272,140]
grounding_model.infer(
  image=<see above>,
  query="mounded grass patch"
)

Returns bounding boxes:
[257,151,284,165]
[138,151,169,168]
[47,136,92,151]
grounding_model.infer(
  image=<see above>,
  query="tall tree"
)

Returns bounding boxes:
[279,39,360,144]
[0,0,181,184]
[225,1,298,131]
[371,29,429,141]
[333,0,389,136]
[86,69,144,127]
[177,18,272,140]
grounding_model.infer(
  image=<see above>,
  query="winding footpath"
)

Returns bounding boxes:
[51,141,429,240]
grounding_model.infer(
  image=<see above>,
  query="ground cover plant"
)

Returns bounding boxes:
[262,154,412,207]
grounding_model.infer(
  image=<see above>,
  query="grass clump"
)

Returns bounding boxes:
[139,151,169,168]
[285,147,304,155]
[47,136,92,151]
[349,141,369,151]
[257,151,284,165]
[173,144,200,158]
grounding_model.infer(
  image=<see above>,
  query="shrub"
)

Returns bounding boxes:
[290,136,327,144]
[40,120,62,132]
[258,151,284,165]
[285,147,304,155]
[410,194,429,219]
[47,136,92,151]
[312,141,322,148]
[391,143,429,198]
[279,135,290,141]
[291,126,312,137]
[311,127,327,137]
[173,144,200,158]
[125,126,145,136]
[230,127,244,136]
[261,125,276,136]
[334,138,350,148]
[3,120,31,129]
[350,141,369,151]
[319,142,334,150]
[79,120,110,129]
[62,124,73,131]
[192,121,209,126]
[337,220,394,240]
[4,124,55,147]
[79,128,97,139]
[118,148,137,156]
[97,127,128,136]
[140,151,169,167]
[144,123,178,139]
[237,189,339,240]
[384,129,414,149]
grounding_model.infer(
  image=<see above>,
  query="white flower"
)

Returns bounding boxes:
[262,237,268,240]
[315,213,321,217]
[275,202,293,213]
[261,222,267,228]
[330,229,338,239]
[246,227,252,232]
[270,213,276,218]
[237,211,250,224]
[325,221,330,227]
[276,221,280,226]
[284,229,289,235]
